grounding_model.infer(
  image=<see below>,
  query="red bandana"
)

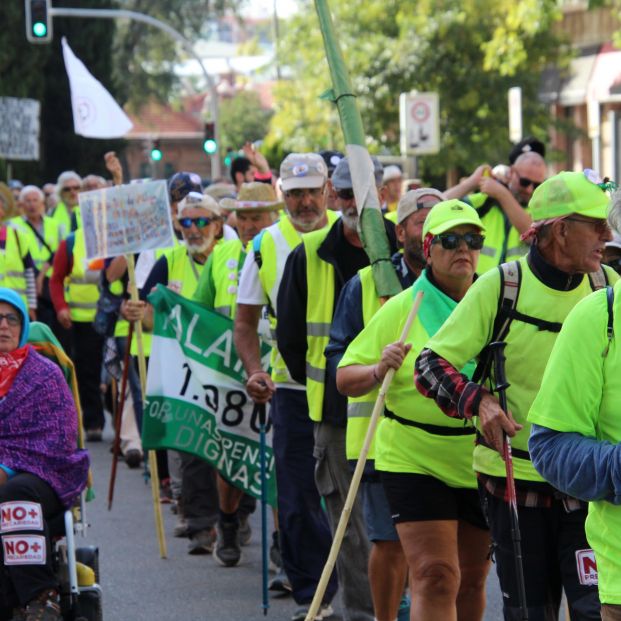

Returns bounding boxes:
[0,345,29,397]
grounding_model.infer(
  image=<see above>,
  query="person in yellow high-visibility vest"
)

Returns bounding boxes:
[194,182,280,569]
[234,153,338,621]
[14,186,61,329]
[50,171,81,239]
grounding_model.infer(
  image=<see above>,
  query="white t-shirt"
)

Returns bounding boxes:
[237,248,268,306]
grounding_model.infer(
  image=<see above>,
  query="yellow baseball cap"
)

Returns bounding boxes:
[422,199,485,240]
[529,171,611,221]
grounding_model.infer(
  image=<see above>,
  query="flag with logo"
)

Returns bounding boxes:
[62,37,133,139]
[142,286,276,506]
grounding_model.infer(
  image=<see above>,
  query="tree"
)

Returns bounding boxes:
[265,0,569,183]
[220,90,274,151]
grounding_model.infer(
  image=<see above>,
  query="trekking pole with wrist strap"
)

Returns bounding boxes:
[489,340,528,620]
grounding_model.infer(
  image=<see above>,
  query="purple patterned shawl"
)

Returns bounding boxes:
[0,347,90,507]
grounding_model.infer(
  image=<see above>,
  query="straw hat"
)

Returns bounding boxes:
[220,182,283,212]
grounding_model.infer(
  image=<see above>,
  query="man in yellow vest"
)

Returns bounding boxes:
[276,156,396,621]
[325,187,442,621]
[234,153,338,621]
[14,186,61,329]
[141,191,224,555]
[51,171,82,239]
[50,226,104,440]
[193,182,280,568]
[445,151,546,274]
[415,171,617,620]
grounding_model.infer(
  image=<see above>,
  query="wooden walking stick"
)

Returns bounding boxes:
[305,291,423,621]
[107,323,134,511]
[126,254,167,559]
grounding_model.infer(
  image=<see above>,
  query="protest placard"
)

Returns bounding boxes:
[79,180,175,260]
[143,286,276,506]
[0,97,40,161]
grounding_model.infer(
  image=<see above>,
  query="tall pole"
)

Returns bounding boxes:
[49,6,222,178]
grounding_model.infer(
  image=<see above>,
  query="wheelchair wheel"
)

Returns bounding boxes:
[76,546,100,584]
[75,590,102,621]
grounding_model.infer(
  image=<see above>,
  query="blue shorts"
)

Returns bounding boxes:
[361,478,399,542]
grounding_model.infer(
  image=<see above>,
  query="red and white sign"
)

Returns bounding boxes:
[2,535,46,565]
[400,91,440,156]
[0,501,43,533]
[576,549,598,586]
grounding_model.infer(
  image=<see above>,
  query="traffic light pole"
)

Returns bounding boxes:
[48,6,222,178]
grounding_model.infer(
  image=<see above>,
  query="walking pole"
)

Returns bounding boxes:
[489,341,528,620]
[126,254,167,559]
[305,291,423,621]
[259,402,269,616]
[107,324,134,510]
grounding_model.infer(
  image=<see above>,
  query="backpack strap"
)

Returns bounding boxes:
[603,285,614,357]
[472,261,521,383]
[252,229,266,269]
[588,266,608,291]
[66,232,76,266]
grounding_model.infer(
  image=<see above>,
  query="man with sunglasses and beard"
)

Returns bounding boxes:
[276,156,397,621]
[415,171,618,620]
[445,151,547,274]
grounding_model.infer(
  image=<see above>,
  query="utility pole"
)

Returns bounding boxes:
[42,5,222,178]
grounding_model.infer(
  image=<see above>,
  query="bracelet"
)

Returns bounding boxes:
[372,365,382,385]
[247,370,266,380]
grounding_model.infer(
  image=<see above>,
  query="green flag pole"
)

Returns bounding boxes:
[314,0,401,298]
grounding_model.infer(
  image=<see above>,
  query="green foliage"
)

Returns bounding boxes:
[266,0,569,182]
[219,91,274,151]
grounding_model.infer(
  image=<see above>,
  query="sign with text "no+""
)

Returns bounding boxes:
[400,91,440,156]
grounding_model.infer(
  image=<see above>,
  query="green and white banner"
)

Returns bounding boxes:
[142,285,276,506]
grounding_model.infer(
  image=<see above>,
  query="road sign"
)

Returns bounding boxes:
[0,97,40,161]
[400,92,440,156]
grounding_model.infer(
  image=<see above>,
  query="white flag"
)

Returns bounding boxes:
[62,37,133,139]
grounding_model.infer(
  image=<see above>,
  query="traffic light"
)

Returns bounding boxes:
[150,140,163,162]
[25,0,53,44]
[203,122,217,155]
[224,148,235,168]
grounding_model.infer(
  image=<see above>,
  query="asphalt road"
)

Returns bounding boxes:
[81,427,506,621]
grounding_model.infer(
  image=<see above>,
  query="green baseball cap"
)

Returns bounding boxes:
[529,171,610,221]
[422,199,485,240]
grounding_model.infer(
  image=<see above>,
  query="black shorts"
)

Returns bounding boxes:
[380,471,488,531]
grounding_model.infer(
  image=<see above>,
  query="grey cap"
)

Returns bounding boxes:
[280,153,328,192]
[331,156,383,191]
[178,191,221,217]
[396,188,444,225]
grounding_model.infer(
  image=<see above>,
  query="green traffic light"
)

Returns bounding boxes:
[203,139,217,155]
[33,21,47,37]
[151,148,162,162]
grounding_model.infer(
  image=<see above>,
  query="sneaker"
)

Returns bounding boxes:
[213,520,242,567]
[268,567,291,594]
[24,589,61,621]
[173,515,190,538]
[187,527,216,555]
[159,478,173,504]
[85,428,103,442]
[290,603,333,621]
[123,449,142,469]
[238,513,251,546]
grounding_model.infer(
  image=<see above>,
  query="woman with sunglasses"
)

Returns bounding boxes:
[337,200,490,621]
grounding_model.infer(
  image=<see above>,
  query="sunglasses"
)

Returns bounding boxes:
[518,176,541,190]
[62,185,80,192]
[336,188,355,201]
[565,217,611,235]
[179,216,214,229]
[0,313,21,327]
[431,232,485,250]
[285,188,323,200]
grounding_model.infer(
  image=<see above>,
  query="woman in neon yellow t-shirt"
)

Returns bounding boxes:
[338,200,490,621]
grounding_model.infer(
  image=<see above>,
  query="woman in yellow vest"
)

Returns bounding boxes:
[337,200,490,621]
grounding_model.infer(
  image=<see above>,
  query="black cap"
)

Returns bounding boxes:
[508,136,546,165]
[318,150,345,177]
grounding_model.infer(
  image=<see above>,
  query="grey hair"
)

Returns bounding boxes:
[56,170,82,201]
[608,189,621,233]
[19,185,44,203]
